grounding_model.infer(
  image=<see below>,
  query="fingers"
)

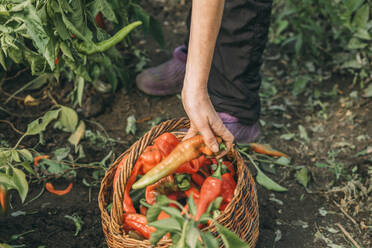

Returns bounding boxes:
[183,125,198,141]
[199,125,219,153]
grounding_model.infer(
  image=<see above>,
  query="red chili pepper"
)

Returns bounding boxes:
[96,12,105,29]
[55,54,60,65]
[139,145,163,174]
[176,155,210,174]
[194,165,223,221]
[34,155,50,166]
[0,184,9,216]
[123,160,143,213]
[153,133,180,157]
[123,213,156,239]
[220,173,236,211]
[191,173,205,186]
[45,182,73,196]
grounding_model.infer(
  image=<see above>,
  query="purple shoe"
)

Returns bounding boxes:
[218,112,261,144]
[136,45,187,96]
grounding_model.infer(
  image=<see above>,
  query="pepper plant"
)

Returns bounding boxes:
[0,0,164,105]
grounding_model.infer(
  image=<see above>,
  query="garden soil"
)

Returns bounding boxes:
[1,1,371,247]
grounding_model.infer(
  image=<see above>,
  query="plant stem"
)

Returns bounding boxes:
[238,149,261,172]
[13,134,26,149]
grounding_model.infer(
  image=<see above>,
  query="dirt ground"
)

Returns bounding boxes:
[1,1,371,248]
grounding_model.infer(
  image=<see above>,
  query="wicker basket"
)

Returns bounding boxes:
[98,118,259,247]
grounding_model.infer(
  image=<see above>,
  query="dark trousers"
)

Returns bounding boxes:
[185,0,273,125]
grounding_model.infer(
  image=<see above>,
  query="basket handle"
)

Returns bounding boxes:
[111,117,190,233]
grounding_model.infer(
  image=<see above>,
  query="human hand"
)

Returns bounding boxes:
[181,86,234,156]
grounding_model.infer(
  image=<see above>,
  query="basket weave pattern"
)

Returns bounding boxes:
[98,118,259,247]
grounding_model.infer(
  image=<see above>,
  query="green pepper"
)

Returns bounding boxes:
[76,21,142,55]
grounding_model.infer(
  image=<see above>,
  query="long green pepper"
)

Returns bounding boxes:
[77,21,142,55]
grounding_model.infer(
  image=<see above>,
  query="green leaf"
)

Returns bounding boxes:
[344,0,364,13]
[188,193,197,216]
[159,206,183,220]
[362,83,372,98]
[11,150,21,162]
[352,4,370,29]
[186,225,200,248]
[214,222,250,248]
[149,218,181,232]
[200,232,219,248]
[292,76,309,96]
[60,42,74,61]
[298,125,309,143]
[347,37,367,49]
[25,109,61,136]
[146,204,162,223]
[0,173,17,189]
[149,16,165,48]
[68,121,86,147]
[295,167,310,188]
[206,196,223,213]
[89,0,118,23]
[54,147,71,161]
[19,2,50,58]
[39,159,73,176]
[19,161,36,176]
[59,106,78,132]
[11,167,28,203]
[54,14,70,40]
[126,115,136,135]
[256,170,288,192]
[275,157,291,166]
[26,74,50,90]
[280,133,295,140]
[0,49,6,70]
[132,4,150,33]
[149,229,169,245]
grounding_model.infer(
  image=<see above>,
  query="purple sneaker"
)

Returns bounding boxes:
[218,112,260,144]
[136,45,187,96]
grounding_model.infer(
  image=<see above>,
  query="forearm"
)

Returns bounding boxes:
[183,0,225,94]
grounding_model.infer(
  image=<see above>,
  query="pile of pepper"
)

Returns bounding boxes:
[112,133,237,240]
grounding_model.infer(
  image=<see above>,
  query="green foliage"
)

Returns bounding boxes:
[0,0,164,105]
[270,0,372,84]
[145,195,250,248]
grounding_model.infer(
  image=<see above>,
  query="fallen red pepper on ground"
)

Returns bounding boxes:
[34,155,50,166]
[45,182,73,196]
[0,184,9,216]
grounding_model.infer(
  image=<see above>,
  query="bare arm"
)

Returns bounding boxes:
[182,0,234,153]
